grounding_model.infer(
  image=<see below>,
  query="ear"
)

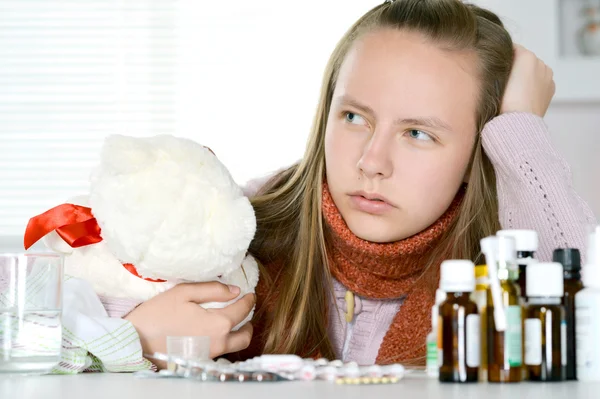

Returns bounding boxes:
[99,135,157,175]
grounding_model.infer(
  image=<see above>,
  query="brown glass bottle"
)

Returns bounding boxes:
[439,292,480,383]
[525,301,566,381]
[487,277,523,382]
[554,248,583,380]
[525,261,566,382]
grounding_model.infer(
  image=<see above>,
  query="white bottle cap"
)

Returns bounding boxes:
[497,229,538,252]
[583,225,600,289]
[440,260,475,293]
[526,262,564,297]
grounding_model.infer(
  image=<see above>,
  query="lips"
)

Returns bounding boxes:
[348,191,395,215]
[349,191,395,206]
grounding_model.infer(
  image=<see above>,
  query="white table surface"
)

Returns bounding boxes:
[0,373,598,399]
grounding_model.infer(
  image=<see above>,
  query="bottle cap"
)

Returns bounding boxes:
[526,262,564,297]
[439,260,475,293]
[497,229,538,252]
[583,226,600,289]
[553,248,581,272]
[582,265,600,289]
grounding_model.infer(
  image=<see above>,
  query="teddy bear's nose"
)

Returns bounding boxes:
[217,275,222,279]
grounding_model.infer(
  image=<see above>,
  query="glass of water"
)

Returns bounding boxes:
[0,253,63,374]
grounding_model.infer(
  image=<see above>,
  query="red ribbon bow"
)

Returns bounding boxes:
[24,204,165,283]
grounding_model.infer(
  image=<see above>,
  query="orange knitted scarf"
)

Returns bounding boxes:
[322,183,463,365]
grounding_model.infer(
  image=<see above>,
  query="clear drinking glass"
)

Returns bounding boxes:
[0,253,64,374]
[166,336,210,371]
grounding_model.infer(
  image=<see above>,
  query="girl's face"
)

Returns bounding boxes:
[325,28,480,243]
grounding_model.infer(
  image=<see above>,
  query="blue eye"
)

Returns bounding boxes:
[344,112,366,125]
[408,129,433,141]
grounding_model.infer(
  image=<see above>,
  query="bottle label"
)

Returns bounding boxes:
[561,319,567,366]
[525,318,542,366]
[505,305,523,366]
[426,340,438,374]
[471,290,487,313]
[576,294,600,380]
[576,306,590,371]
[437,316,443,367]
[466,314,480,367]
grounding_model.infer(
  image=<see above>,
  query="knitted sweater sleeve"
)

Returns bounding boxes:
[482,112,597,262]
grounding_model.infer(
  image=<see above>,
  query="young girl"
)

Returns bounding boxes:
[57,0,597,371]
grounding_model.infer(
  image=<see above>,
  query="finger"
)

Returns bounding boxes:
[174,281,241,304]
[544,65,555,92]
[213,293,256,327]
[224,323,254,354]
[514,43,533,60]
[546,65,554,81]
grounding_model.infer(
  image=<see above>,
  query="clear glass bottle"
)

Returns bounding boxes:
[481,235,523,383]
[438,260,480,383]
[525,262,566,381]
[553,248,583,380]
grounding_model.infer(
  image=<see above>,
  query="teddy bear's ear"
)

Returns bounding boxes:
[98,135,157,175]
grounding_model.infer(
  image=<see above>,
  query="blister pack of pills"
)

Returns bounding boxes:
[135,353,405,384]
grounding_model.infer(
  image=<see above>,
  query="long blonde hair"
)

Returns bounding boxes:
[249,0,514,359]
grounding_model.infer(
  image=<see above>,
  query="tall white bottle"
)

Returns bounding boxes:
[576,225,600,381]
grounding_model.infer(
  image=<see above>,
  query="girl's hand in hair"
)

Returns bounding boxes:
[501,44,555,117]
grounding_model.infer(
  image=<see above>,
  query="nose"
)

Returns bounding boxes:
[357,130,393,180]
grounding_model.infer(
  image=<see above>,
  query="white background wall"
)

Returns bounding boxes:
[545,103,600,217]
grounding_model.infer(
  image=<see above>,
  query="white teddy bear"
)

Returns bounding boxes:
[24,134,258,328]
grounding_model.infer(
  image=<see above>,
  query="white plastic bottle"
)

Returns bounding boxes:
[576,225,600,381]
[426,289,447,377]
